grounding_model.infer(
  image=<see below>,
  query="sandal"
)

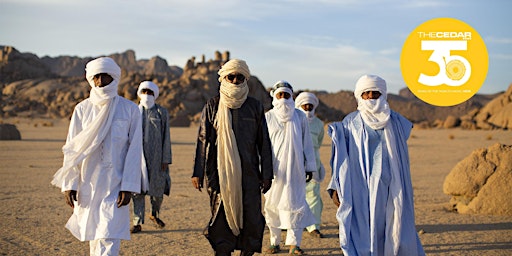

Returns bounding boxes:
[266,245,280,254]
[150,216,166,228]
[309,229,324,238]
[289,246,305,255]
[130,225,142,233]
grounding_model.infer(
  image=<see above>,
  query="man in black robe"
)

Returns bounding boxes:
[192,59,273,256]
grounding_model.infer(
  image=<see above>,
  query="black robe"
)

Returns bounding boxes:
[193,96,273,253]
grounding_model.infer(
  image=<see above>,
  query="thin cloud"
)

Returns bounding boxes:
[490,53,512,60]
[486,36,512,45]
[394,0,450,9]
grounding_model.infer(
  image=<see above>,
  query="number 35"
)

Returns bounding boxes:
[418,40,471,86]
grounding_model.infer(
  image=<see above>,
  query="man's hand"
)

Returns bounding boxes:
[161,163,168,171]
[117,191,132,208]
[306,172,313,182]
[64,190,77,208]
[331,190,340,207]
[191,177,202,192]
[260,179,272,194]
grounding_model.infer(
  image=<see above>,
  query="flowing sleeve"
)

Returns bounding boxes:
[391,112,425,255]
[327,121,353,250]
[193,102,210,180]
[58,105,83,191]
[326,122,340,192]
[257,101,274,181]
[302,115,317,173]
[161,106,172,164]
[121,104,143,193]
[316,119,326,181]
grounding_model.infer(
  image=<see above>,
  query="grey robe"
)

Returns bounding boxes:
[142,104,172,197]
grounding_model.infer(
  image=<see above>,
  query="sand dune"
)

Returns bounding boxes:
[0,118,511,255]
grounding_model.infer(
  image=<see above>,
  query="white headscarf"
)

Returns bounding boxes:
[354,74,390,130]
[270,81,295,123]
[355,75,405,252]
[295,92,319,121]
[214,59,251,236]
[137,81,159,109]
[85,57,121,106]
[52,57,121,189]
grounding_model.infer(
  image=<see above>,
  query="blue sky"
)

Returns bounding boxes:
[1,0,510,95]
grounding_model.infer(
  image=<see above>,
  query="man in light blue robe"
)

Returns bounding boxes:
[327,75,425,256]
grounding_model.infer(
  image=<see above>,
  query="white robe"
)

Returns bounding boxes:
[264,109,316,229]
[327,111,425,256]
[61,96,142,241]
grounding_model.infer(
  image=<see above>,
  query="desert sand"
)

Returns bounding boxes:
[1,118,511,256]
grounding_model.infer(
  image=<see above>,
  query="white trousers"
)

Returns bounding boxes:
[269,226,303,246]
[89,238,121,256]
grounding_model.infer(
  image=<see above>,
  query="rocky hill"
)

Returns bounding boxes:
[1,45,509,129]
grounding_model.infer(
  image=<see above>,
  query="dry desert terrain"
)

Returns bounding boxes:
[1,118,511,255]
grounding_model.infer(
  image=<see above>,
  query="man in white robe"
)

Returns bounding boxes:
[327,74,425,256]
[264,81,317,255]
[295,92,326,239]
[52,57,142,256]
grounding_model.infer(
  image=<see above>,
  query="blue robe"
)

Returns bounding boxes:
[327,110,425,256]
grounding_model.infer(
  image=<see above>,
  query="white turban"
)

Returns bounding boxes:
[354,74,387,103]
[85,57,121,106]
[270,80,293,98]
[295,92,319,109]
[354,74,390,130]
[137,81,160,100]
[85,57,121,88]
[218,59,251,82]
[270,80,295,122]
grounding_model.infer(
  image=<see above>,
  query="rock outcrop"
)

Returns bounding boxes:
[0,46,57,84]
[0,45,509,128]
[443,143,512,216]
[473,84,512,129]
[0,46,271,126]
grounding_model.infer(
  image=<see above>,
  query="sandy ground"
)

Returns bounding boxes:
[1,117,511,256]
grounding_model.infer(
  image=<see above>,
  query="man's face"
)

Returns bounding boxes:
[275,92,291,99]
[361,90,381,100]
[140,88,154,96]
[93,73,114,87]
[225,73,246,85]
[301,103,314,112]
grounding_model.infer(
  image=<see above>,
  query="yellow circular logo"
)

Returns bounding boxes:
[400,17,488,106]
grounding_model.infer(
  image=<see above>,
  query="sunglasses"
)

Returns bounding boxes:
[226,73,246,83]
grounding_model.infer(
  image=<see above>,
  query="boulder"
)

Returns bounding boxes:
[0,123,21,140]
[443,143,512,216]
[443,115,460,128]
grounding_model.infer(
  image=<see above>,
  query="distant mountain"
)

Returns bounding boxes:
[1,45,510,129]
